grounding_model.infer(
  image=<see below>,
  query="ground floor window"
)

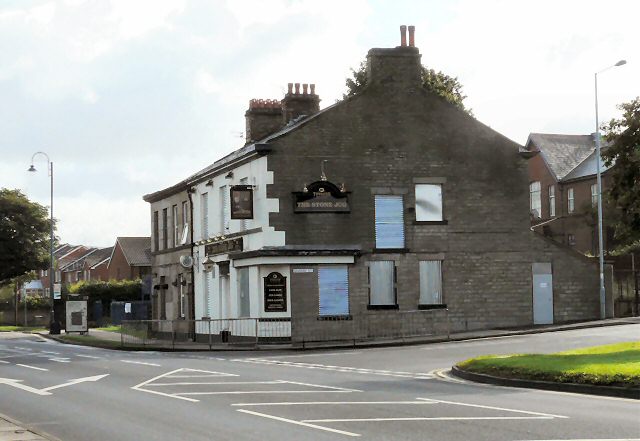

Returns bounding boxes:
[368,261,397,308]
[318,265,349,316]
[238,267,251,317]
[419,260,443,306]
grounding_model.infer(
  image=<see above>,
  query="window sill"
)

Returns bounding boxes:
[372,248,409,254]
[418,304,447,310]
[367,304,399,310]
[414,220,448,225]
[317,315,352,321]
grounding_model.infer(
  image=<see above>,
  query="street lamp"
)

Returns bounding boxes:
[28,152,59,334]
[594,59,626,320]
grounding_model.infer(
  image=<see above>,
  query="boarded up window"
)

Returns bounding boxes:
[419,261,443,305]
[318,266,349,316]
[374,195,404,249]
[238,267,250,317]
[415,184,443,221]
[369,261,396,305]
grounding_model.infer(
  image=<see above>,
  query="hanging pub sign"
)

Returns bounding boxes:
[293,181,350,213]
[230,185,254,219]
[263,272,287,312]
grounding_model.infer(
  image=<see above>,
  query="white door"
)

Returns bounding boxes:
[532,263,553,325]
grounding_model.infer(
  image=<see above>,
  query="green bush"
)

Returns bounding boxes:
[68,279,142,304]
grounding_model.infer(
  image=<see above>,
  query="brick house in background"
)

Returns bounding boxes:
[107,237,152,280]
[525,133,612,255]
[38,244,90,296]
[60,248,97,284]
[82,247,113,281]
[146,26,606,343]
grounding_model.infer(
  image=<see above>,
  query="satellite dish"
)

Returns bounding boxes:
[179,255,194,268]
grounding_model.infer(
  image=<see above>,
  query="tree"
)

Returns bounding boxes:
[343,60,471,114]
[602,97,640,253]
[0,189,54,284]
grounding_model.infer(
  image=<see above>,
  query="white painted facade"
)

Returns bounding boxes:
[191,154,289,329]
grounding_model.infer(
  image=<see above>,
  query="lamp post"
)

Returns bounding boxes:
[594,59,626,319]
[28,152,58,334]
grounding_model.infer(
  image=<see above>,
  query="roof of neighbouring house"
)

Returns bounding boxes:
[112,237,151,267]
[84,247,114,269]
[525,133,611,181]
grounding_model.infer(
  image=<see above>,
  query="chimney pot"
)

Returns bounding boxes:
[310,84,316,94]
[294,83,300,94]
[408,25,415,47]
[303,83,308,94]
[400,25,407,47]
[287,83,293,94]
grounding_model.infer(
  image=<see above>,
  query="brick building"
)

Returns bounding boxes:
[146,27,603,342]
[107,237,152,281]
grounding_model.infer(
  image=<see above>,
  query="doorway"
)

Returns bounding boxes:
[532,262,554,325]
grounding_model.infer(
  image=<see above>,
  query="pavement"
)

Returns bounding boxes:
[0,321,638,441]
[0,414,52,441]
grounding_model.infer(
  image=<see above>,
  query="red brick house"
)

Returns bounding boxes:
[107,237,152,280]
[38,244,90,296]
[525,133,613,255]
[82,247,113,281]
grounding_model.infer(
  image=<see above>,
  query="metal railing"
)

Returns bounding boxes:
[120,309,450,349]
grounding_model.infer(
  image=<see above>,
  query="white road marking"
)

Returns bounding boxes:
[0,378,51,395]
[302,416,555,423]
[16,364,48,371]
[131,368,200,402]
[258,351,362,359]
[282,381,361,392]
[418,398,569,419]
[234,358,433,379]
[121,360,161,367]
[49,358,70,363]
[164,368,237,378]
[39,351,60,355]
[0,360,9,364]
[237,409,360,437]
[232,400,438,407]
[13,347,33,351]
[41,374,110,392]
[75,354,100,359]
[148,381,286,387]
[517,439,640,441]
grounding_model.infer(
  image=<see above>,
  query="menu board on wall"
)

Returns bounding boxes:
[264,272,287,312]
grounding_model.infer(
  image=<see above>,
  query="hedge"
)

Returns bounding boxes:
[68,279,142,303]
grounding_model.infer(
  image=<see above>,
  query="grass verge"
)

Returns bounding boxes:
[457,341,640,388]
[94,325,121,332]
[0,326,47,332]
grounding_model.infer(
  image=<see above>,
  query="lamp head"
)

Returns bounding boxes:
[28,165,36,172]
[615,60,627,67]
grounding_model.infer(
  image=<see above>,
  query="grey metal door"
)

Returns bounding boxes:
[532,263,553,325]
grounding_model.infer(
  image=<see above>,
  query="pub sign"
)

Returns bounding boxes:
[293,181,350,213]
[263,272,287,312]
[230,185,254,219]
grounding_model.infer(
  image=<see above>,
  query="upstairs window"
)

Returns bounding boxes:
[153,211,159,251]
[415,184,443,221]
[162,208,168,250]
[591,184,598,208]
[318,266,349,316]
[201,193,209,240]
[374,195,405,249]
[567,187,575,214]
[529,181,541,218]
[368,261,397,308]
[548,185,556,217]
[219,185,230,233]
[172,204,179,247]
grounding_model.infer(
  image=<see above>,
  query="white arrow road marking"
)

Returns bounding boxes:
[0,374,109,396]
[41,374,109,392]
[0,378,51,396]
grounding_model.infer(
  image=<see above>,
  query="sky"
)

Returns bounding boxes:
[1,0,638,247]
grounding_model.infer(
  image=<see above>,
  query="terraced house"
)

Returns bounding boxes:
[145,28,605,344]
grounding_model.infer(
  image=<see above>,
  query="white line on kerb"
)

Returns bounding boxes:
[237,409,360,437]
[16,364,48,371]
[121,360,161,367]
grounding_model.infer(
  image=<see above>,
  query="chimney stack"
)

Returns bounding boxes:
[366,25,421,89]
[282,82,320,123]
[245,98,283,143]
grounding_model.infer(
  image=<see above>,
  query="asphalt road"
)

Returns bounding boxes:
[0,325,638,441]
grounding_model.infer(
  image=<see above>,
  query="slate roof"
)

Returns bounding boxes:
[116,237,151,267]
[84,247,114,268]
[59,248,98,271]
[526,133,612,181]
